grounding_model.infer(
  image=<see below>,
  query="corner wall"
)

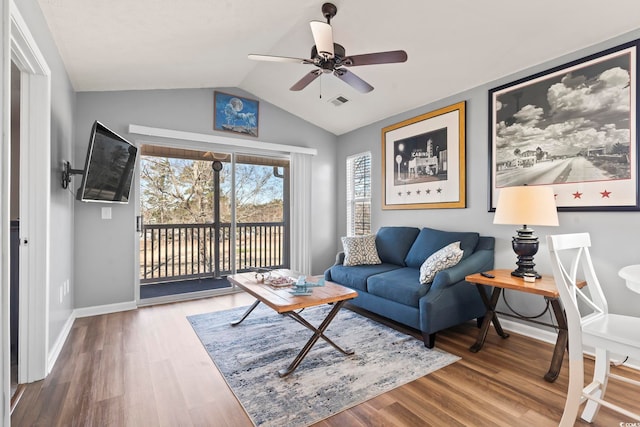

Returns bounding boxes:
[73,88,337,308]
[336,29,640,321]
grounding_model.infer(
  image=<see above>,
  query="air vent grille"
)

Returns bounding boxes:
[329,95,349,106]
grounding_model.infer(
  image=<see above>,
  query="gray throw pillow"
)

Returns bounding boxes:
[342,235,382,266]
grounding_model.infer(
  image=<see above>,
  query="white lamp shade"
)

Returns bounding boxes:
[493,186,559,226]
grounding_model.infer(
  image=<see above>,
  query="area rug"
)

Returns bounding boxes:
[188,304,459,427]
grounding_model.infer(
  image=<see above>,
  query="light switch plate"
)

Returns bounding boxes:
[101,207,112,220]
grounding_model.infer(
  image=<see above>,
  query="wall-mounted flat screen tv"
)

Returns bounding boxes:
[76,121,138,203]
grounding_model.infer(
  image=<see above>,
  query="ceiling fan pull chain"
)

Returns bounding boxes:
[319,74,322,99]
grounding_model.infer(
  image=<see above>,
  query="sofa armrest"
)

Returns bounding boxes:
[324,251,346,281]
[430,249,494,292]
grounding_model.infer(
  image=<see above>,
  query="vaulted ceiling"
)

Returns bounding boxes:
[37,0,640,135]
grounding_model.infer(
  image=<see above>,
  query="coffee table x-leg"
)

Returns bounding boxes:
[231,300,354,377]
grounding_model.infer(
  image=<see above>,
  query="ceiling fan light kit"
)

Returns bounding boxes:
[248,2,407,94]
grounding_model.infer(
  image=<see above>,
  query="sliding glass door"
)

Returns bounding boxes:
[137,146,289,301]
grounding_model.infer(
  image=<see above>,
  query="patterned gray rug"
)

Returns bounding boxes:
[188,304,459,427]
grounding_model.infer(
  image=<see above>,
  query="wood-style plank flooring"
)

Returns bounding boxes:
[11,292,640,426]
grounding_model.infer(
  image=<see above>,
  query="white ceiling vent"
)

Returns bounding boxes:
[329,95,349,106]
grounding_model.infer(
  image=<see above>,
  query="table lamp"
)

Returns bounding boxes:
[493,185,559,278]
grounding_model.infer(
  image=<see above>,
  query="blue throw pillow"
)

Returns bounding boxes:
[375,226,420,266]
[404,227,479,269]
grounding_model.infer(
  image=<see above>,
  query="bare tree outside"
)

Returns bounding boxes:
[140,155,287,282]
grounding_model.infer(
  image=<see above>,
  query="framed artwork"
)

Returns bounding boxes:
[214,91,259,137]
[489,39,639,211]
[382,101,466,209]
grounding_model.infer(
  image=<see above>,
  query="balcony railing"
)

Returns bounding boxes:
[140,222,287,283]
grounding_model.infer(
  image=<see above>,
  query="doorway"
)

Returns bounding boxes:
[137,145,290,301]
[3,6,53,421]
[9,61,20,403]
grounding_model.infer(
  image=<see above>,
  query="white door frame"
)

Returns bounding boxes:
[1,7,51,424]
[1,1,11,422]
[12,4,52,384]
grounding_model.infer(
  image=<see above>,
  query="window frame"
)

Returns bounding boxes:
[346,151,372,236]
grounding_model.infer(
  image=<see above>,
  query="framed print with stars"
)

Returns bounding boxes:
[489,39,639,211]
[382,101,466,210]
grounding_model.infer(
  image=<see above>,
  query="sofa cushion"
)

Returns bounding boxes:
[341,234,381,266]
[419,241,463,284]
[404,227,479,268]
[367,268,428,307]
[375,226,420,266]
[328,263,401,292]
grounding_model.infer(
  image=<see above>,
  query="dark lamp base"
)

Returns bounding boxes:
[511,226,541,279]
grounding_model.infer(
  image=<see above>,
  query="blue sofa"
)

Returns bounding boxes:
[324,226,494,348]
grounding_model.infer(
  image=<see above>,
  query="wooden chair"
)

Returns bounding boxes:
[547,233,640,426]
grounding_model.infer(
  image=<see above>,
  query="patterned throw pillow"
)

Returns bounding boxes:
[419,241,463,284]
[341,235,382,267]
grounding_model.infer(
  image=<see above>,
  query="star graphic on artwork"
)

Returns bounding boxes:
[398,191,402,197]
[416,189,421,195]
[600,189,611,198]
[406,191,411,196]
[436,188,443,194]
[426,189,431,194]
[572,191,583,199]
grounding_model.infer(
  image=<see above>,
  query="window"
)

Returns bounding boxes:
[346,152,371,236]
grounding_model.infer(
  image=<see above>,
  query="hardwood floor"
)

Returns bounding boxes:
[11,293,640,426]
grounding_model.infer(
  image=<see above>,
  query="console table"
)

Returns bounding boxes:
[465,269,585,382]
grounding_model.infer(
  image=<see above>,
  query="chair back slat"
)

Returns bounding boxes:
[547,233,607,327]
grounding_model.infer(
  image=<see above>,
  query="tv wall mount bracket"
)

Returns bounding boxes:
[61,161,84,189]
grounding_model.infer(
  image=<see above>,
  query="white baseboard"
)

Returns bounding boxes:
[499,318,640,371]
[47,311,76,374]
[499,318,558,345]
[73,300,137,318]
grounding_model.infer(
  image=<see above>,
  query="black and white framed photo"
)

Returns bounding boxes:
[489,39,639,211]
[382,101,466,210]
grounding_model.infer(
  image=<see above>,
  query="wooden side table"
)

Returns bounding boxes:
[465,269,585,382]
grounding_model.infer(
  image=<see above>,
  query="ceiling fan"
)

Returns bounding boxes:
[248,2,407,93]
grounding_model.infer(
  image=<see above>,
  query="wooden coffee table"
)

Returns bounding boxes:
[227,270,358,377]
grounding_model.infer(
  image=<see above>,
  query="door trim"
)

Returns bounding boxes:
[10,2,51,384]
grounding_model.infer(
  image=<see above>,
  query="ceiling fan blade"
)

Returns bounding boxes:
[290,70,322,91]
[333,69,373,93]
[310,21,334,59]
[343,50,408,67]
[248,54,313,64]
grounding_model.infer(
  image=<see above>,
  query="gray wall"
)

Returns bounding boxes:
[15,1,76,353]
[336,29,640,321]
[73,88,337,308]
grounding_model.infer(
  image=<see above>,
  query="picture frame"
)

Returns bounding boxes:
[214,91,259,137]
[489,39,639,211]
[382,101,466,210]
